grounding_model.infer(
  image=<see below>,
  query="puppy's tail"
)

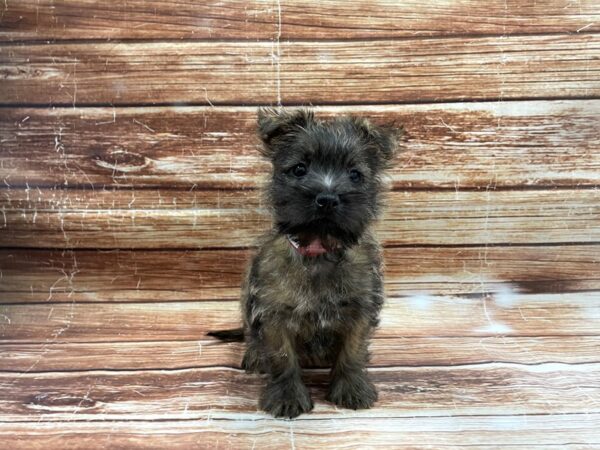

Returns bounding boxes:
[207,328,245,342]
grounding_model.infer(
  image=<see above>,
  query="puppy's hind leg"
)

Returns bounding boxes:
[241,340,264,373]
[258,327,313,418]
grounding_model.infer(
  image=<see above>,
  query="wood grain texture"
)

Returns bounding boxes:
[1,35,599,105]
[3,336,600,372]
[1,0,599,445]
[0,363,599,420]
[1,293,599,343]
[1,0,599,41]
[2,102,598,189]
[1,415,598,449]
[2,245,599,303]
[2,187,599,248]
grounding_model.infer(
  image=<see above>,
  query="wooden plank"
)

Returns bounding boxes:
[1,102,598,189]
[3,337,599,372]
[1,293,599,343]
[1,35,598,105]
[2,188,599,248]
[0,248,248,303]
[2,0,599,41]
[0,363,598,420]
[2,246,599,303]
[2,102,599,189]
[0,415,599,449]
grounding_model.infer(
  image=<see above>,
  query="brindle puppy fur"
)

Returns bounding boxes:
[209,108,400,418]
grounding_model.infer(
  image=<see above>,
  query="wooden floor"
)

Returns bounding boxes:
[1,1,600,448]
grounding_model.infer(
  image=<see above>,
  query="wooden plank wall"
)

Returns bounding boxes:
[1,1,600,448]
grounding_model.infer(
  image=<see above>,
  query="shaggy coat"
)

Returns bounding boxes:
[209,108,400,418]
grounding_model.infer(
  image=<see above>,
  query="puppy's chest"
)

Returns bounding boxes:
[262,260,372,332]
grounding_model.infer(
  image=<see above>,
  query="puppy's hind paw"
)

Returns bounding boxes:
[326,371,377,410]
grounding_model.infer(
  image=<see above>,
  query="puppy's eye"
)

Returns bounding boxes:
[291,163,307,178]
[349,169,362,183]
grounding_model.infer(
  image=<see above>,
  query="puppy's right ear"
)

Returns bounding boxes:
[257,107,314,157]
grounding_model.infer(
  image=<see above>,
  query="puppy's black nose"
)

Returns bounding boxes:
[315,193,339,210]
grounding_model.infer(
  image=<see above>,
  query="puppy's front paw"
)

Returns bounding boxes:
[327,371,377,410]
[260,378,314,418]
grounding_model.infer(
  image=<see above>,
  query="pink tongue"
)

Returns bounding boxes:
[298,237,328,257]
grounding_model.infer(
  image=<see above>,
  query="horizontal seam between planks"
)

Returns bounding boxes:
[0,335,597,346]
[2,334,599,346]
[1,95,600,109]
[0,97,598,112]
[2,360,600,375]
[3,242,600,252]
[0,411,598,425]
[1,360,599,375]
[2,186,600,192]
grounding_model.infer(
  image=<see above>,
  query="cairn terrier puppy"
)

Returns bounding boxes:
[209,108,400,418]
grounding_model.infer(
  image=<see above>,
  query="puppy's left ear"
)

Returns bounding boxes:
[351,117,404,166]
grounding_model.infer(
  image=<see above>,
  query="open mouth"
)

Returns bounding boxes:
[286,232,342,257]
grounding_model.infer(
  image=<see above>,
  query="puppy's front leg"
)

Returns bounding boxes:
[259,327,313,418]
[327,316,377,409]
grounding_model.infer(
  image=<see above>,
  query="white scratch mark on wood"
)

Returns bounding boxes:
[46,273,67,302]
[483,295,493,325]
[476,294,513,334]
[72,383,94,417]
[54,126,65,153]
[439,117,457,132]
[289,421,296,450]
[576,23,594,32]
[0,314,11,325]
[273,0,282,106]
[203,87,214,107]
[518,307,528,321]
[128,191,136,208]
[95,107,117,125]
[0,0,7,21]
[133,118,155,132]
[72,60,78,108]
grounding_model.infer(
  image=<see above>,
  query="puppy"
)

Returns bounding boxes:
[209,108,400,418]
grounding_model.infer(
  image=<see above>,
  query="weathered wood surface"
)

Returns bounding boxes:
[3,188,599,248]
[1,35,599,105]
[1,293,599,343]
[2,0,599,41]
[1,415,598,449]
[1,363,599,420]
[2,246,599,303]
[3,336,600,372]
[2,0,599,445]
[2,102,598,189]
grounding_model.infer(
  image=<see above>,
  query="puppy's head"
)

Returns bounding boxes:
[257,108,400,256]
